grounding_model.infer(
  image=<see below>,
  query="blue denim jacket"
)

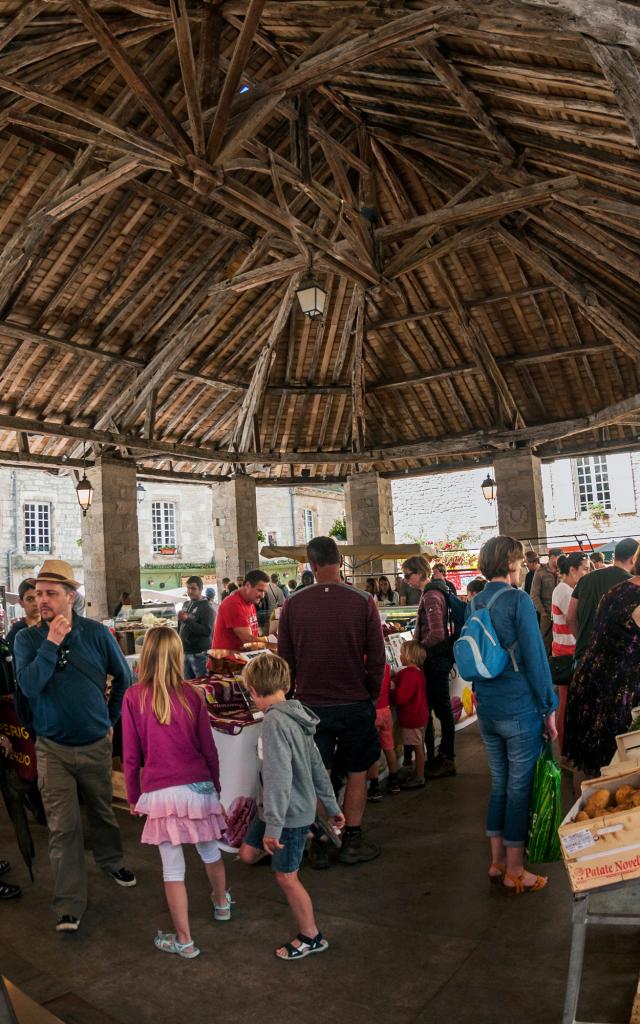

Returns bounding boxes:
[466,582,558,721]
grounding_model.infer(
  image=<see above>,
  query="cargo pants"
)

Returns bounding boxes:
[36,735,124,920]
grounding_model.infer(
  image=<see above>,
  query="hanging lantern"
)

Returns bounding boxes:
[75,444,94,517]
[136,482,146,504]
[296,253,326,320]
[481,473,497,504]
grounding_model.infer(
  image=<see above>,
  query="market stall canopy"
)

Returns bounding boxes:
[2,3,640,484]
[260,543,432,563]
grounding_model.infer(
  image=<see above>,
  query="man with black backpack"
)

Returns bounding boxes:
[414,568,464,779]
[14,560,136,933]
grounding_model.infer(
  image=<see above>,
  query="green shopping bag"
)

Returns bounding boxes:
[527,741,562,863]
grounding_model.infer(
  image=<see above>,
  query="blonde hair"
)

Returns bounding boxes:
[243,653,291,697]
[137,626,193,725]
[401,640,427,668]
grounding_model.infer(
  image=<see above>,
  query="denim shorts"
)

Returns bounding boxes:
[243,814,310,873]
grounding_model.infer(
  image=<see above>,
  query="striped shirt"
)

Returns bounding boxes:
[551,580,576,657]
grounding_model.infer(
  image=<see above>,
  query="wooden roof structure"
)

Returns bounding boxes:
[3,0,640,485]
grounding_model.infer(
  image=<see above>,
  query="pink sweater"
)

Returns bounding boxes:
[122,683,221,805]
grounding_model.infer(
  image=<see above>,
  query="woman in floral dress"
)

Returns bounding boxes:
[564,574,640,774]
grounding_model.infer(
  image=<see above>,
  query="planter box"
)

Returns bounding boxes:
[560,765,640,892]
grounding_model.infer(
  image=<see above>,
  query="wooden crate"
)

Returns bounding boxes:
[616,729,640,763]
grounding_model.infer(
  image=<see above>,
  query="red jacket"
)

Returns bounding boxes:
[394,665,428,728]
[376,664,392,711]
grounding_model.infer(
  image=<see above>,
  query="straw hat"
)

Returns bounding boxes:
[36,560,81,590]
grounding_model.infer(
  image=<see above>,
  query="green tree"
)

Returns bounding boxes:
[329,517,347,541]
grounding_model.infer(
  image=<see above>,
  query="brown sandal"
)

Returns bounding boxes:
[488,862,506,884]
[504,871,548,894]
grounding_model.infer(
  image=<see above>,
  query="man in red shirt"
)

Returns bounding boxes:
[278,536,385,867]
[212,570,269,651]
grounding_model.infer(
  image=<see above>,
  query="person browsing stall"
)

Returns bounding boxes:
[177,576,215,679]
[13,560,135,933]
[6,578,39,651]
[212,570,270,651]
[278,537,385,867]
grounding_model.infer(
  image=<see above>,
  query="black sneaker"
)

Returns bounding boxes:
[367,785,383,803]
[401,776,426,790]
[109,867,137,887]
[307,839,331,870]
[387,775,401,795]
[338,834,381,866]
[0,881,21,900]
[56,915,79,932]
[426,756,456,779]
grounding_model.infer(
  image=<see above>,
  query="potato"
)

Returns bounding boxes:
[585,790,611,817]
[575,810,590,822]
[616,785,635,805]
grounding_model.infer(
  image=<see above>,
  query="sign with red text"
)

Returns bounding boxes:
[0,697,37,781]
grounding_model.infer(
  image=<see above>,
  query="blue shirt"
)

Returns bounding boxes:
[466,582,558,721]
[14,613,132,745]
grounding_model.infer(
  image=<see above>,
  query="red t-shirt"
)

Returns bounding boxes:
[394,665,428,728]
[212,591,258,650]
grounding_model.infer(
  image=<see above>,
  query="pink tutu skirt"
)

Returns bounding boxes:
[136,784,226,846]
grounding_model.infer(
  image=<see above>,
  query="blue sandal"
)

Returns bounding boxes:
[154,931,200,959]
[275,933,329,961]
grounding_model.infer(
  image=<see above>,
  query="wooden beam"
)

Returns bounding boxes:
[230,276,300,452]
[3,390,640,466]
[39,157,154,220]
[69,0,194,158]
[351,286,366,452]
[198,0,222,112]
[376,175,580,242]
[413,38,516,162]
[205,0,267,162]
[171,0,205,158]
[142,390,157,440]
[497,226,640,362]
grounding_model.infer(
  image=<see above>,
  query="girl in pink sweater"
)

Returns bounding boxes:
[122,627,229,960]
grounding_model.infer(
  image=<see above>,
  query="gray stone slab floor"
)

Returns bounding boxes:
[1,724,640,1024]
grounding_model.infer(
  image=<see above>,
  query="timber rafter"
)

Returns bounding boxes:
[1,1,640,481]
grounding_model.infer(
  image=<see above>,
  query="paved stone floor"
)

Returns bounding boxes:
[1,725,640,1024]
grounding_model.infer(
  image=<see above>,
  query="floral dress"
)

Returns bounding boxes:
[564,579,640,772]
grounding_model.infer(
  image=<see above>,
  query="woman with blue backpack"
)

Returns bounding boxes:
[454,536,558,895]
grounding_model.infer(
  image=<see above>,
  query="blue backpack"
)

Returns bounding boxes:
[453,586,518,683]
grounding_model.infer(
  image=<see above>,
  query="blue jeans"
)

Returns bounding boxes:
[183,653,208,680]
[478,710,543,847]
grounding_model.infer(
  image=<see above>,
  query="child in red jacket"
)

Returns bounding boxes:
[368,664,400,801]
[394,641,428,790]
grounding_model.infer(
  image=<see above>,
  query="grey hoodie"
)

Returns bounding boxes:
[258,699,341,840]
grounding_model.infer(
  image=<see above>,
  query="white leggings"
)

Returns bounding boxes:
[158,841,221,882]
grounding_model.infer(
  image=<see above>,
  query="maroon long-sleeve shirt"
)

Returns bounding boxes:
[277,582,386,705]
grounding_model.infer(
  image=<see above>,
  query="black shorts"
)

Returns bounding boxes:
[306,700,380,775]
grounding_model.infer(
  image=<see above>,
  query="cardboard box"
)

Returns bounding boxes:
[559,766,640,892]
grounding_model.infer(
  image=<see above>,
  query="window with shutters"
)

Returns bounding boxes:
[303,508,315,543]
[576,456,611,513]
[152,501,177,551]
[24,503,51,553]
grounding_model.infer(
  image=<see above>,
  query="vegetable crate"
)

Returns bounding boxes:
[559,766,640,892]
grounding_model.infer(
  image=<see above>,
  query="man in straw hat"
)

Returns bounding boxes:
[14,560,135,933]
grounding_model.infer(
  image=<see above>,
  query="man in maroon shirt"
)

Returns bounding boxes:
[278,536,385,867]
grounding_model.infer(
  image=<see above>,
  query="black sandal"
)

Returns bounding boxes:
[275,932,329,961]
[0,881,21,900]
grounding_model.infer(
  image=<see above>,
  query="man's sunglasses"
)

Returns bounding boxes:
[56,645,70,671]
[403,571,417,579]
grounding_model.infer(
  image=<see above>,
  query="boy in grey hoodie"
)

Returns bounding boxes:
[239,654,344,961]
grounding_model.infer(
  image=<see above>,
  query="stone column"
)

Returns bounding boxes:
[212,476,259,581]
[344,470,395,581]
[81,457,141,620]
[493,451,547,547]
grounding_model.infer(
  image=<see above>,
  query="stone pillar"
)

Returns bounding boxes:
[344,470,395,581]
[212,476,259,581]
[493,451,547,547]
[81,457,141,620]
